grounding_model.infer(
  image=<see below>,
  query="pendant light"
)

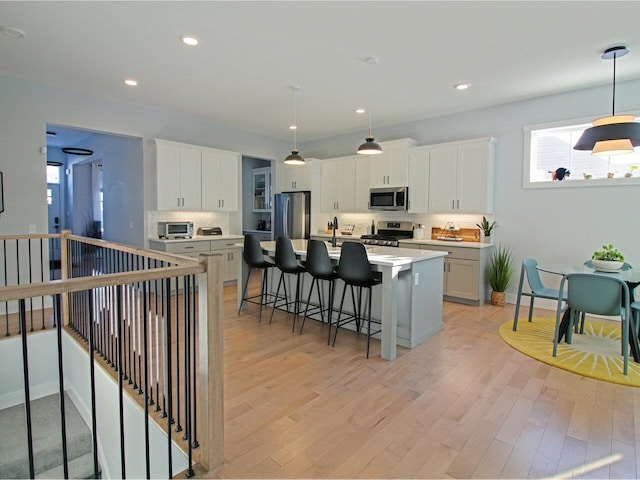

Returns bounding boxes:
[284,85,305,165]
[357,57,383,155]
[574,46,640,156]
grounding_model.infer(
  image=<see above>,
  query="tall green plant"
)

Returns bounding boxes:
[488,244,515,292]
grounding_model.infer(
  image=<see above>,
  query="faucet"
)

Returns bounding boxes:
[331,216,338,247]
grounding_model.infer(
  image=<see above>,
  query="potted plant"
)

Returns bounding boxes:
[476,216,496,243]
[592,244,625,272]
[488,244,515,306]
[624,165,638,178]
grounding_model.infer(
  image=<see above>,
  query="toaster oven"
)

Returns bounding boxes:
[158,221,194,239]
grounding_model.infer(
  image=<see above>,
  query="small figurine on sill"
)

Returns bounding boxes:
[549,167,571,181]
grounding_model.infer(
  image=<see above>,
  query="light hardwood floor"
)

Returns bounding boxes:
[208,280,640,479]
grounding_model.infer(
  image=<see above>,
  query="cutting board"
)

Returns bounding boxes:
[431,227,481,242]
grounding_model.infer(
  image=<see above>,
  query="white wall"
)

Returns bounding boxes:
[303,79,640,299]
[0,76,289,246]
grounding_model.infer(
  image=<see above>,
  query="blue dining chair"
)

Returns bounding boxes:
[513,258,565,331]
[553,273,630,375]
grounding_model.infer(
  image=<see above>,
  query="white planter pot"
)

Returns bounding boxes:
[592,259,624,272]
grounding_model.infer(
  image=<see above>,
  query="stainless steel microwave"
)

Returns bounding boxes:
[158,221,194,239]
[369,187,408,211]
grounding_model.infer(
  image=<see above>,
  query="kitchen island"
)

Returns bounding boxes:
[237,239,447,361]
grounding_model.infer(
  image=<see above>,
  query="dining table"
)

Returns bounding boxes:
[537,263,640,362]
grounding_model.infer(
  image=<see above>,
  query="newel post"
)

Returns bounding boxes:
[197,252,224,472]
[60,229,72,326]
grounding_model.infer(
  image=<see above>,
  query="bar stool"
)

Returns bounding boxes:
[269,237,307,332]
[299,239,339,344]
[238,234,274,322]
[333,242,382,358]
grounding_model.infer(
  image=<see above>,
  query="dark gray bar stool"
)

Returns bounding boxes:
[238,234,274,322]
[270,236,307,332]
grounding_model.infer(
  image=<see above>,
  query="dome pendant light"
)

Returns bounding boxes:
[574,46,640,156]
[357,57,383,155]
[284,85,305,165]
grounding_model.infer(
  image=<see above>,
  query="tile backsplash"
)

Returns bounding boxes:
[147,211,234,237]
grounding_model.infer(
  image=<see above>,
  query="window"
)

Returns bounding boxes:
[46,164,61,184]
[524,118,640,188]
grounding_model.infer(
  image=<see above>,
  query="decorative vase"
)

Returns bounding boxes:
[482,234,492,244]
[592,259,624,272]
[491,291,506,306]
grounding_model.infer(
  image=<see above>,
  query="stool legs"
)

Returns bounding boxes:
[269,271,303,331]
[300,278,336,344]
[332,284,374,357]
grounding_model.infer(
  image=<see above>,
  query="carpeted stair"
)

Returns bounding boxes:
[0,392,100,479]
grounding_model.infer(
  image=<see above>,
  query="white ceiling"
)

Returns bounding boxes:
[2,1,640,144]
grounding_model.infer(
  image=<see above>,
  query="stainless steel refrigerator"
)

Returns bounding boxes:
[273,191,311,239]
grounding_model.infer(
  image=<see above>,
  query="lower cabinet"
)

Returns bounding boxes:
[148,237,242,283]
[399,242,491,305]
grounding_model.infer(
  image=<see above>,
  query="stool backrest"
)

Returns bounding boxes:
[275,236,300,272]
[337,242,374,284]
[243,234,265,267]
[306,239,334,277]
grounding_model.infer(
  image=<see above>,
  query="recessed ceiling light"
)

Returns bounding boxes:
[454,83,470,90]
[124,78,138,87]
[181,35,199,46]
[289,125,297,130]
[355,108,366,114]
[0,26,26,38]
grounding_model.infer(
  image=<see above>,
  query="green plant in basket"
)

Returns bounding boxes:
[592,244,624,262]
[476,216,496,236]
[488,244,515,293]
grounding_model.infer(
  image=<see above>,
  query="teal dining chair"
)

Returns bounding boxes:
[553,273,630,375]
[513,258,565,331]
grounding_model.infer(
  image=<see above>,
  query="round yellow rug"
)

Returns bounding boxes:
[499,317,640,387]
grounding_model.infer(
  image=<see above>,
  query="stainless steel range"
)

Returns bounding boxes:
[360,221,414,247]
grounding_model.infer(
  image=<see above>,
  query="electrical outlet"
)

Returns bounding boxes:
[414,273,419,286]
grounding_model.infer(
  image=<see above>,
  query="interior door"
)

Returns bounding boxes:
[47,183,62,262]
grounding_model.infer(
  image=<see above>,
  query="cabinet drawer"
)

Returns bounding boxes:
[164,241,211,254]
[420,244,479,261]
[210,239,240,251]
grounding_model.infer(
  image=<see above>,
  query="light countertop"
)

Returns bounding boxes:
[149,234,244,243]
[311,232,493,249]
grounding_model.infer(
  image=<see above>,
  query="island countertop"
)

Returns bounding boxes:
[257,239,447,268]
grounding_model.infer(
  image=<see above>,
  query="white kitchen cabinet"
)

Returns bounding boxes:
[210,238,240,282]
[201,148,240,212]
[156,140,202,210]
[252,167,271,212]
[428,137,496,214]
[320,156,356,212]
[399,242,492,305]
[408,146,430,213]
[277,161,312,192]
[155,139,240,212]
[354,156,371,212]
[368,138,417,188]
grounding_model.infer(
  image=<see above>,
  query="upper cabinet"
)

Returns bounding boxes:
[252,167,272,212]
[368,138,417,188]
[320,156,357,212]
[201,148,240,212]
[155,139,240,212]
[408,146,430,213]
[276,161,313,193]
[427,137,496,214]
[156,140,202,210]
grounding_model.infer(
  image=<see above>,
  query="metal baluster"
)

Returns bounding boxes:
[3,239,9,336]
[142,281,151,479]
[175,275,182,433]
[28,239,34,332]
[190,274,199,448]
[87,293,100,479]
[183,275,194,477]
[117,286,127,479]
[165,278,174,478]
[19,299,35,479]
[55,292,69,479]
[39,238,46,330]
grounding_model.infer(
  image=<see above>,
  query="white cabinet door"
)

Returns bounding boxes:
[252,167,271,212]
[368,149,390,188]
[156,141,201,210]
[320,160,340,211]
[368,139,415,188]
[180,147,203,210]
[354,156,370,212]
[321,156,357,212]
[156,142,182,210]
[428,146,458,212]
[445,258,479,300]
[201,149,240,211]
[408,147,430,212]
[457,142,492,214]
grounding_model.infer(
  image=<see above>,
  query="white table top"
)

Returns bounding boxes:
[537,263,640,283]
